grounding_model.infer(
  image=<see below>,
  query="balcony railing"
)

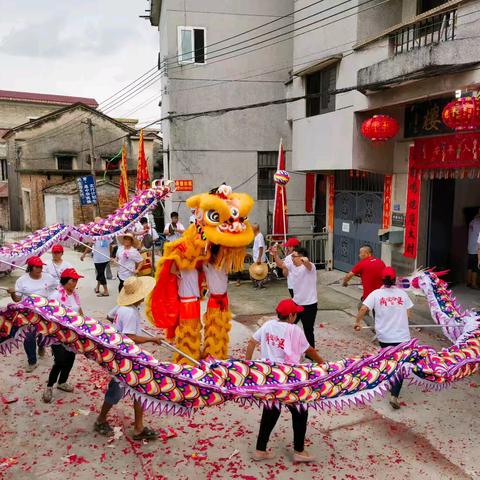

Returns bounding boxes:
[390,9,457,55]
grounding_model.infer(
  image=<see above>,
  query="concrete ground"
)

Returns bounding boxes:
[0,250,479,479]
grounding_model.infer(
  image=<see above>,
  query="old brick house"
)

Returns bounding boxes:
[3,102,161,230]
[0,89,98,229]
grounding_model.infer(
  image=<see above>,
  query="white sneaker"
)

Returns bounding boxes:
[57,382,74,393]
[42,387,53,403]
[25,363,38,373]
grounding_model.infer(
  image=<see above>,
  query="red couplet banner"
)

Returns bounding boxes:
[404,150,421,259]
[382,175,393,229]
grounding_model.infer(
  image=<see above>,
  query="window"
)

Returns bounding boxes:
[0,159,8,181]
[177,26,206,64]
[56,155,75,171]
[306,65,337,117]
[417,0,448,14]
[257,152,277,200]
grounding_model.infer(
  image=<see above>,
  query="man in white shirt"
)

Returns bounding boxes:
[467,208,480,288]
[251,224,267,288]
[354,267,413,409]
[164,211,185,242]
[282,246,318,349]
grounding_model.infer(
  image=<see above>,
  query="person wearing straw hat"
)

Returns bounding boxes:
[95,276,163,440]
[115,232,144,292]
[251,223,267,288]
[354,266,413,410]
[43,268,84,403]
[8,256,57,372]
[44,244,72,282]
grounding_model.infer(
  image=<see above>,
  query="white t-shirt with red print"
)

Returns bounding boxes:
[362,286,414,343]
[253,319,310,364]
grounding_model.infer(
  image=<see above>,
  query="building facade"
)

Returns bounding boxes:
[149,0,313,233]
[150,0,480,280]
[3,103,161,230]
[0,90,98,229]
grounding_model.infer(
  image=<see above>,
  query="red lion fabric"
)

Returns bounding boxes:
[149,259,180,338]
[208,293,229,311]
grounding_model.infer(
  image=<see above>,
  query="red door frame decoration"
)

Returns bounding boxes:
[327,175,335,233]
[382,175,393,229]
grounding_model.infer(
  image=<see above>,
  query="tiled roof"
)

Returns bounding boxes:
[0,89,98,108]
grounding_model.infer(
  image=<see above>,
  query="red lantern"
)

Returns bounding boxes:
[442,96,480,132]
[361,115,399,142]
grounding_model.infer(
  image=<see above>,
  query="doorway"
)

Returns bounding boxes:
[333,172,384,272]
[426,178,480,284]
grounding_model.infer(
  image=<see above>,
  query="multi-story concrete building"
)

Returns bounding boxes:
[149,0,312,233]
[150,0,480,281]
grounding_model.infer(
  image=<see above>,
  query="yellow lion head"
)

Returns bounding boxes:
[186,184,254,248]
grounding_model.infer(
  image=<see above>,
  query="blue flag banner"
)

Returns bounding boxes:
[76,175,98,206]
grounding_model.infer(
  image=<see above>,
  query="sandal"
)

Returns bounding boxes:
[94,288,100,294]
[94,421,114,437]
[133,427,158,441]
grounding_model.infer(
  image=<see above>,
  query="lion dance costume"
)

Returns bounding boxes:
[147,185,254,363]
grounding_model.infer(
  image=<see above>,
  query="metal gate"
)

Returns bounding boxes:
[333,172,384,272]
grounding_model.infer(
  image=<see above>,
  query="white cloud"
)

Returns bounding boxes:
[0,0,161,123]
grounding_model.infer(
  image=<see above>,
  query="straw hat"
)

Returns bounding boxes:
[117,276,156,306]
[249,263,268,281]
[118,232,141,249]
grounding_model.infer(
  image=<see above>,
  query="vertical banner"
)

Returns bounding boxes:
[272,140,288,240]
[305,173,315,213]
[327,175,335,233]
[382,175,393,229]
[404,148,421,259]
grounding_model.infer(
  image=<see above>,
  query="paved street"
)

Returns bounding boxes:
[0,249,479,480]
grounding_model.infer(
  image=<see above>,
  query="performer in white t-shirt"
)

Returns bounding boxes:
[282,246,318,349]
[115,233,143,292]
[43,268,84,404]
[272,237,301,297]
[8,256,57,372]
[354,266,414,410]
[246,299,324,463]
[251,224,267,288]
[44,244,72,282]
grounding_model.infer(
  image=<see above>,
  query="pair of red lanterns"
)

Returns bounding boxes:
[361,96,480,142]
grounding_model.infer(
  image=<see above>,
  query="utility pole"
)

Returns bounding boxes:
[84,118,100,216]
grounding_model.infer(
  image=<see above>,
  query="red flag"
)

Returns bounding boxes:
[135,129,150,193]
[305,173,315,213]
[272,140,288,240]
[118,143,129,207]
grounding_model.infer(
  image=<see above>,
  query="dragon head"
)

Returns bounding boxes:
[186,184,254,248]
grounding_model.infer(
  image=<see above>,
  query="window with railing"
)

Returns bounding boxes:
[390,9,456,55]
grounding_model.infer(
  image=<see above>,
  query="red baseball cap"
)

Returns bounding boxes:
[283,238,300,248]
[60,268,84,280]
[51,244,64,254]
[382,267,397,279]
[26,256,45,267]
[276,299,304,316]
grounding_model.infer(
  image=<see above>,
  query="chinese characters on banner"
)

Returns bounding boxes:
[327,175,335,233]
[411,132,480,173]
[76,175,98,206]
[404,154,421,259]
[382,175,392,229]
[174,179,193,192]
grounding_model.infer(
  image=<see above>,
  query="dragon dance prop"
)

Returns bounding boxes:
[0,271,479,416]
[0,181,174,273]
[146,184,255,363]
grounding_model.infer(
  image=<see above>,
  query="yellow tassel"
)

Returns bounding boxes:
[202,307,232,359]
[213,246,246,273]
[173,317,202,365]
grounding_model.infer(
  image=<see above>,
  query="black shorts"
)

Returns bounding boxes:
[468,254,479,272]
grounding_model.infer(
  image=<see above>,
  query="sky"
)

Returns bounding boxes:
[0,0,160,126]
